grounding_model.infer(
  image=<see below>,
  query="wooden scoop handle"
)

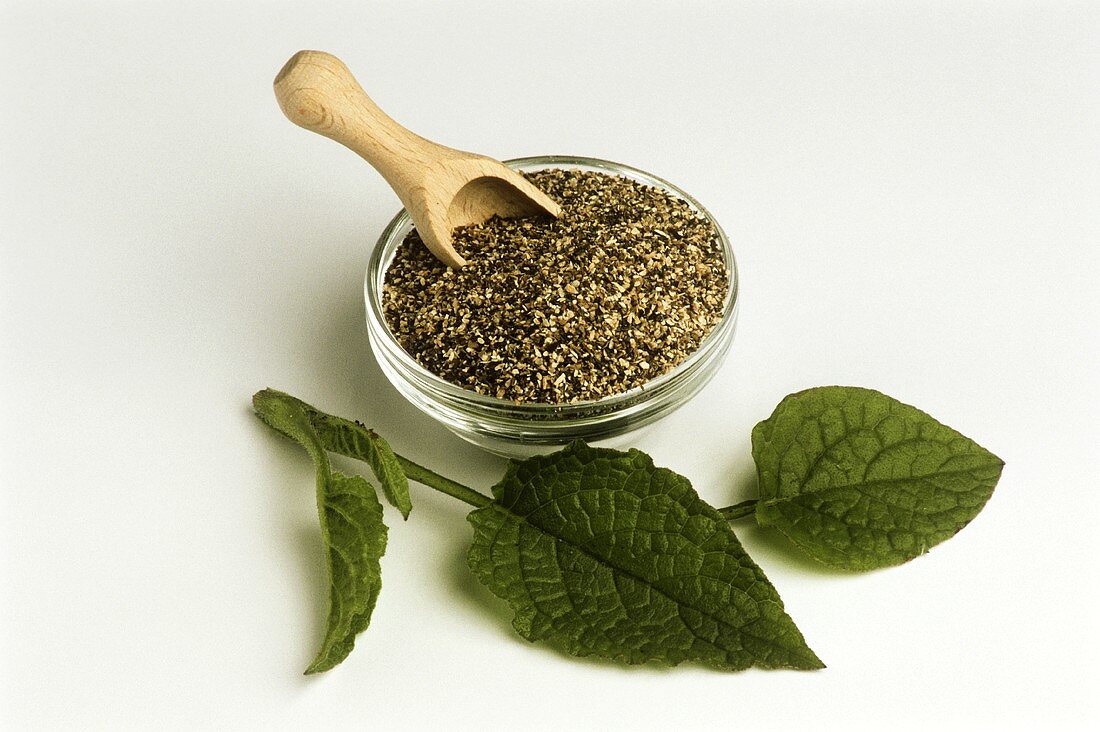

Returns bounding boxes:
[274,50,446,200]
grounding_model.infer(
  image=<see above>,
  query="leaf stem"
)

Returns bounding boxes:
[395,456,492,508]
[718,499,758,521]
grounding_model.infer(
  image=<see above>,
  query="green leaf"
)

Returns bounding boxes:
[306,472,387,674]
[253,390,388,674]
[257,390,412,519]
[466,441,823,671]
[751,386,1004,571]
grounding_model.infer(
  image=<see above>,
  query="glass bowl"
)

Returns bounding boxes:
[364,155,739,458]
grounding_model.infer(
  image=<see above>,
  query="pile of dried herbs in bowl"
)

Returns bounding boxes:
[381,168,729,404]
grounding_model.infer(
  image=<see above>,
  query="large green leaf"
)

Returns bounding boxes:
[751,386,1004,571]
[253,390,388,674]
[467,441,823,671]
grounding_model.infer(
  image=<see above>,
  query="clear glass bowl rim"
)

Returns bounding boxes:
[364,154,739,417]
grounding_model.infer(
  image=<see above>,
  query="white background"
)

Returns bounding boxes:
[2,1,1098,729]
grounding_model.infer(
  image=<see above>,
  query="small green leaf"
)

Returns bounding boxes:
[306,472,387,674]
[257,390,412,519]
[751,386,1004,571]
[306,409,411,520]
[467,441,823,671]
[253,390,388,674]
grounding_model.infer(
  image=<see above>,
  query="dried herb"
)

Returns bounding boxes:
[382,169,728,403]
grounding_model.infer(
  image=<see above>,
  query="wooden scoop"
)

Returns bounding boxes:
[274,50,561,268]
